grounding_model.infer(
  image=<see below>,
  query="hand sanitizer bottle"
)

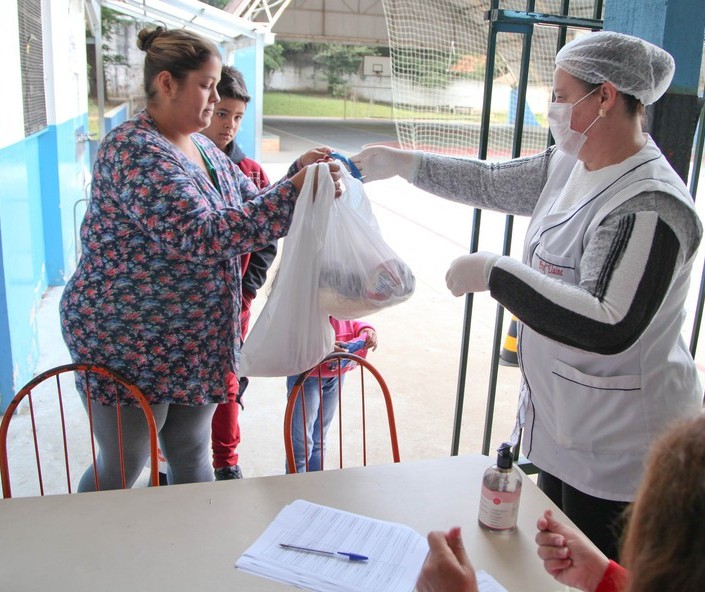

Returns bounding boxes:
[478,442,523,533]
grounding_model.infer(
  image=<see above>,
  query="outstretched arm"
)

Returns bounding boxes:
[446,194,696,355]
[352,145,553,216]
[489,204,684,354]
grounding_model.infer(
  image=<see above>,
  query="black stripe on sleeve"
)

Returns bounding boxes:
[489,217,681,355]
[594,214,634,301]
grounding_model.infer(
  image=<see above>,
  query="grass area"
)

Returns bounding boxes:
[263,91,511,123]
[264,91,394,119]
[88,92,534,129]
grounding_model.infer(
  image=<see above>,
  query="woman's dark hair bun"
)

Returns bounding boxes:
[137,26,166,52]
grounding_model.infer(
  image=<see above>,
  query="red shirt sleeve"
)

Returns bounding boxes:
[237,157,270,188]
[595,560,629,592]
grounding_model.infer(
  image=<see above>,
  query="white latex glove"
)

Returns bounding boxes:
[445,252,500,296]
[350,145,422,182]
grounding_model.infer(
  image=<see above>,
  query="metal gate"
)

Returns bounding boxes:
[384,0,705,455]
[425,1,705,460]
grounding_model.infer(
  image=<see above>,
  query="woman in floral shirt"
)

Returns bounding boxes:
[60,26,340,490]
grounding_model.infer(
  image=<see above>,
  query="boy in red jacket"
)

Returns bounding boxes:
[201,66,278,480]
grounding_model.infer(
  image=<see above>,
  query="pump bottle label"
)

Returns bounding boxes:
[478,484,520,531]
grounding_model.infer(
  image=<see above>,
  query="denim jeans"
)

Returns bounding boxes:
[286,374,344,473]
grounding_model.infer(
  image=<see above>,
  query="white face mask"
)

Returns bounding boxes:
[547,87,601,157]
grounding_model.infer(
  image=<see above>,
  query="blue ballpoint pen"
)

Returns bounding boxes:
[279,543,369,561]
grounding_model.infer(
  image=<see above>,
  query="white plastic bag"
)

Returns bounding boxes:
[239,164,336,377]
[318,168,415,319]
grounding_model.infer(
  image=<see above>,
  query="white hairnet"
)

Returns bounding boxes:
[555,31,675,106]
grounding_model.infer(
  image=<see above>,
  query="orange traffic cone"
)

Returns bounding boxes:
[499,316,519,367]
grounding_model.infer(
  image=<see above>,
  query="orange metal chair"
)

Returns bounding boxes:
[284,352,400,473]
[0,363,159,498]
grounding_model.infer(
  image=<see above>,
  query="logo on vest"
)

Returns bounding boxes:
[538,260,564,277]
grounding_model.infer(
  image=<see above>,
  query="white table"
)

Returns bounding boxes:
[0,455,569,592]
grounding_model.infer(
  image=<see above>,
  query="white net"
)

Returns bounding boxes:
[381,0,601,159]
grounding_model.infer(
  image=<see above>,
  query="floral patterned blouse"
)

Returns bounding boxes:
[60,110,300,406]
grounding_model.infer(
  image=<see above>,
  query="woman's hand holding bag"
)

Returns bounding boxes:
[240,162,415,377]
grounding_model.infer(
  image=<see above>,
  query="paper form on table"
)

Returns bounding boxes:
[235,499,428,592]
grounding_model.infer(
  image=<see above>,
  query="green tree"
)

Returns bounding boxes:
[392,48,451,88]
[263,41,313,90]
[85,8,128,100]
[392,48,509,88]
[313,44,378,96]
[264,43,285,88]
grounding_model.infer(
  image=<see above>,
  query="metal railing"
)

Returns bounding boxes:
[448,0,705,466]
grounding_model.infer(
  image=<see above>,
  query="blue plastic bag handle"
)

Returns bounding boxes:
[329,151,364,181]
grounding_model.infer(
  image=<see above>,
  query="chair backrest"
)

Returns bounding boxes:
[0,363,159,498]
[283,352,400,473]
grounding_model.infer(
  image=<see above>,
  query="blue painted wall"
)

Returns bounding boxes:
[42,114,91,286]
[106,104,129,130]
[0,228,13,412]
[90,104,130,167]
[0,132,48,410]
[38,125,63,285]
[231,46,257,158]
[605,0,705,95]
[0,115,89,412]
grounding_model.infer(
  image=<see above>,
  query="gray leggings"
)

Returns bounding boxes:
[78,398,216,492]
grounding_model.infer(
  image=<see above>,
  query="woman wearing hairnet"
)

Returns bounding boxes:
[353,31,703,560]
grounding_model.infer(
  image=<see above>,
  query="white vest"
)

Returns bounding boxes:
[518,137,702,501]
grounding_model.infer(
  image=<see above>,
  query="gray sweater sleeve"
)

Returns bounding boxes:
[412,147,701,354]
[412,148,555,216]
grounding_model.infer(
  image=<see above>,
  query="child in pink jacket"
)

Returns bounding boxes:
[286,317,377,473]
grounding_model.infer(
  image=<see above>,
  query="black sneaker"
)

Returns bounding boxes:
[214,465,243,480]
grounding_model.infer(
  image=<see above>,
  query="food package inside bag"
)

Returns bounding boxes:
[317,168,415,319]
